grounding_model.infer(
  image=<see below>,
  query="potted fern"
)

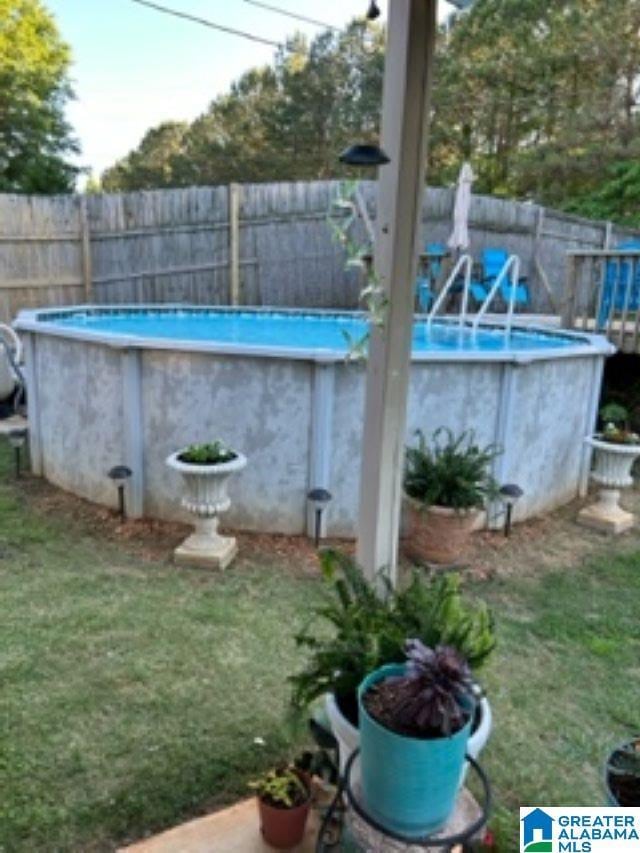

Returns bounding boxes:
[404,427,500,565]
[290,550,494,777]
[359,640,475,837]
[249,766,311,849]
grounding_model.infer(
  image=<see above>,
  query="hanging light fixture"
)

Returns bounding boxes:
[366,1,380,20]
[339,143,390,168]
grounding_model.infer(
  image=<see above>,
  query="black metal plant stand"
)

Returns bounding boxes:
[316,748,491,852]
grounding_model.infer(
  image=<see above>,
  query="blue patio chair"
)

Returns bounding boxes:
[596,240,640,328]
[468,248,529,307]
[415,242,447,311]
[425,242,447,279]
[416,276,433,311]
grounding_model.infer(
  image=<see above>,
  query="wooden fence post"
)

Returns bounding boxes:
[532,206,557,313]
[562,254,578,328]
[228,183,241,305]
[78,195,93,303]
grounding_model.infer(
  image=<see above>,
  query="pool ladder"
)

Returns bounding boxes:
[426,253,521,336]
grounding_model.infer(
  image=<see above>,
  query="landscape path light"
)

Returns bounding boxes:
[307,487,332,548]
[498,483,523,537]
[8,428,27,478]
[108,465,132,521]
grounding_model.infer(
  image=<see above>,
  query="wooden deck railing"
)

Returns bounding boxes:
[562,250,640,351]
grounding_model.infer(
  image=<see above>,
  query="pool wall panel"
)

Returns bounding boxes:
[34,335,125,508]
[19,311,612,539]
[140,350,313,534]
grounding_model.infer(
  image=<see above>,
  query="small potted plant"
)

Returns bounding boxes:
[403,428,500,565]
[580,403,640,533]
[166,440,246,569]
[605,738,640,806]
[249,766,311,849]
[359,640,475,838]
[290,550,495,778]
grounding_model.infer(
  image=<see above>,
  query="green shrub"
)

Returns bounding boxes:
[248,767,308,808]
[599,402,629,428]
[178,441,236,465]
[404,427,500,511]
[290,550,495,711]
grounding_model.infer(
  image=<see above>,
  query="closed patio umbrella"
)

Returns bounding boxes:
[447,162,475,252]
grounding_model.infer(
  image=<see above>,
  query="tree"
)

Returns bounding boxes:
[0,0,78,193]
[84,172,102,194]
[102,122,189,191]
[100,2,640,227]
[102,19,385,191]
[431,0,640,213]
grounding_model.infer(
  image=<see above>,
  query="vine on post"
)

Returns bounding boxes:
[327,181,389,358]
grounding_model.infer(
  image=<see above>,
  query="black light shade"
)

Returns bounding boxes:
[499,483,523,505]
[366,0,381,20]
[307,487,332,507]
[339,143,390,167]
[8,428,27,449]
[108,465,132,483]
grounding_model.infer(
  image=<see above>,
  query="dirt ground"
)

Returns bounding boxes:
[17,469,640,581]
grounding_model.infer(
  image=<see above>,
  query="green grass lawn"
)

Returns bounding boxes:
[478,548,640,847]
[1,447,639,851]
[0,455,322,851]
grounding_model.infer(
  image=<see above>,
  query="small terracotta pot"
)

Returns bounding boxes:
[257,775,311,849]
[403,497,480,565]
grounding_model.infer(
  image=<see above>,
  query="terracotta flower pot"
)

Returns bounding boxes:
[403,497,479,565]
[257,774,311,849]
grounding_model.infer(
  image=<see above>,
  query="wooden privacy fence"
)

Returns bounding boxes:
[1,180,639,323]
[562,249,640,353]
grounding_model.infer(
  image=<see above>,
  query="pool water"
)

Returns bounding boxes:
[46,308,583,353]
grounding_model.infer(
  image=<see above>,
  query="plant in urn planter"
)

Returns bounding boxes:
[166,441,246,569]
[579,403,640,534]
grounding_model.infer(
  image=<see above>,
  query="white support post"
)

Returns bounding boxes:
[23,333,43,476]
[307,360,335,539]
[121,349,144,518]
[356,0,437,585]
[489,362,519,528]
[579,355,605,497]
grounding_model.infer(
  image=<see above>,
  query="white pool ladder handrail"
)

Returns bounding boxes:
[426,253,473,329]
[471,254,521,335]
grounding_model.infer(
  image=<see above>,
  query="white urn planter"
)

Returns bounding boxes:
[325,685,492,785]
[166,448,247,569]
[579,436,640,534]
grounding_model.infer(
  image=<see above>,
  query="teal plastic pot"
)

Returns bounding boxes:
[358,664,473,838]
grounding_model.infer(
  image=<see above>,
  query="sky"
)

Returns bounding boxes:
[47,0,382,179]
[47,1,450,182]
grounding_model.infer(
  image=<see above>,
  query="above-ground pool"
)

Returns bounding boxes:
[16,306,614,537]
